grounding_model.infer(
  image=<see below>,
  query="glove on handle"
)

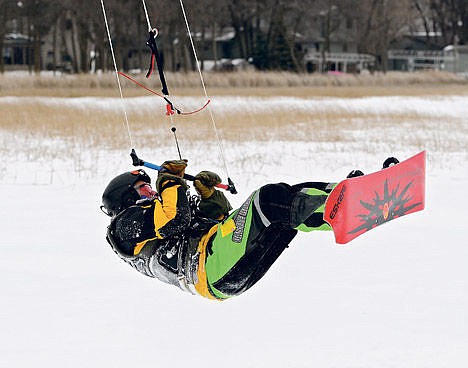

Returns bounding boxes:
[160,159,188,177]
[194,171,221,199]
[195,171,221,186]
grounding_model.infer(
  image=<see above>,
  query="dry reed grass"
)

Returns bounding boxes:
[1,95,465,156]
[0,70,466,98]
[1,75,466,180]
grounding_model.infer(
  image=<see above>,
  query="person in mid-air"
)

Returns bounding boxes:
[101,159,357,300]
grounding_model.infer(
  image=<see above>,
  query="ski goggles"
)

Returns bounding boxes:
[134,182,157,199]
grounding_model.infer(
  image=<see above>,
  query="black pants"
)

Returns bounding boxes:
[258,182,332,228]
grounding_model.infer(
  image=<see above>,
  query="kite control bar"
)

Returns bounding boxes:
[130,149,237,194]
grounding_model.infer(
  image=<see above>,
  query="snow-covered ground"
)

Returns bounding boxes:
[1,95,467,367]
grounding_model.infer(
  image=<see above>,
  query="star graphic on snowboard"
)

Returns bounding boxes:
[349,179,423,235]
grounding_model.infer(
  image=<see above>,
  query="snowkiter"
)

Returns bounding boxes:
[102,159,338,300]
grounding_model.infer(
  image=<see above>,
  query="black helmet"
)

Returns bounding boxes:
[101,169,151,217]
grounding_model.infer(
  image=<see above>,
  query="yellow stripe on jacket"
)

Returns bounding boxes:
[154,182,181,239]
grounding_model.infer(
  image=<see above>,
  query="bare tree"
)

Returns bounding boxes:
[144,0,184,72]
[0,0,14,73]
[189,0,230,70]
[4,0,462,74]
[429,0,467,45]
[228,0,258,60]
[247,0,315,71]
[352,0,413,71]
[409,0,466,47]
[20,0,61,74]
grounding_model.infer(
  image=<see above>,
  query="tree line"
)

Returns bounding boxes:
[1,0,466,74]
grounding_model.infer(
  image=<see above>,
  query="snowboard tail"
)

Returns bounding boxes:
[324,151,426,244]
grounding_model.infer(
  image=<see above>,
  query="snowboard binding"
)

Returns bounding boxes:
[347,169,364,178]
[347,156,400,179]
[382,157,399,169]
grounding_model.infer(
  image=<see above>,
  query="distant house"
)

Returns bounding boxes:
[191,27,249,71]
[2,33,32,70]
[387,31,468,74]
[301,16,375,73]
[388,32,441,71]
[443,45,468,74]
[387,49,450,72]
[303,49,375,73]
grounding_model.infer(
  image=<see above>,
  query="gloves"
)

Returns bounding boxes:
[160,159,188,177]
[194,171,232,221]
[156,159,188,193]
[193,171,221,199]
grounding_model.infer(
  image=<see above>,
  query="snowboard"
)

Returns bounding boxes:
[324,151,426,244]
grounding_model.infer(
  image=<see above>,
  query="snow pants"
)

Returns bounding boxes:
[201,182,335,300]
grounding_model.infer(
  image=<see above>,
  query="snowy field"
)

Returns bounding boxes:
[1,94,467,367]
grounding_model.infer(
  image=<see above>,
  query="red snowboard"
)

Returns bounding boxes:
[324,151,426,244]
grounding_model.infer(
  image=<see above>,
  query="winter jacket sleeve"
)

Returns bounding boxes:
[154,179,191,239]
[198,190,233,220]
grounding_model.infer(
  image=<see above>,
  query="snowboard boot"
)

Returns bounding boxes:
[290,184,336,232]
